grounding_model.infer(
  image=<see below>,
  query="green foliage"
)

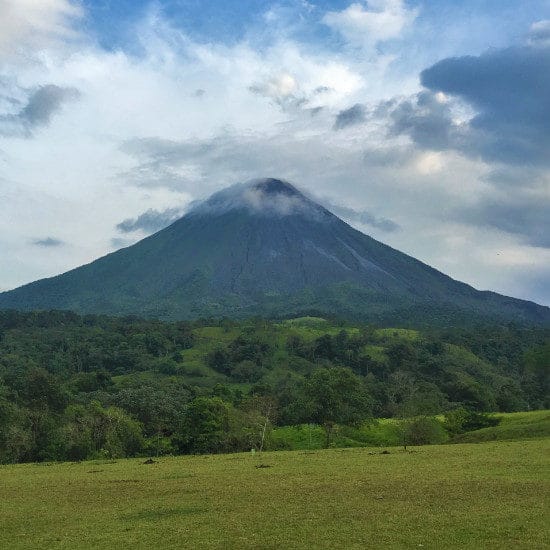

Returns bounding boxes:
[0,310,547,463]
[522,342,550,409]
[301,367,372,446]
[63,402,144,461]
[443,408,500,436]
[404,417,449,446]
[450,410,550,443]
[179,397,233,454]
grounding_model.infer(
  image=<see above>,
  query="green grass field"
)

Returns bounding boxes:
[1,438,549,549]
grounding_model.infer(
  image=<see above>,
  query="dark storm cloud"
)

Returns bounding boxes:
[325,202,400,232]
[377,91,466,164]
[419,45,550,166]
[0,84,80,137]
[333,103,366,130]
[116,207,185,234]
[32,237,64,247]
[387,91,453,150]
[382,43,550,256]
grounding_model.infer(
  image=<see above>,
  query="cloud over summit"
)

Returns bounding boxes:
[117,207,185,234]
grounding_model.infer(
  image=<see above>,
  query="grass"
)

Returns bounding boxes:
[452,410,550,443]
[361,344,388,363]
[1,438,549,549]
[278,317,360,342]
[374,328,420,341]
[271,411,550,451]
[271,420,404,450]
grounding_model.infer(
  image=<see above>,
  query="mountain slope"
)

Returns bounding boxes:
[0,178,548,325]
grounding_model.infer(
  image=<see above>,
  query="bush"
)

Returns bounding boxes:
[404,417,448,446]
[443,408,500,435]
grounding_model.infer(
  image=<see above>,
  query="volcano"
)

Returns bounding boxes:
[0,178,548,325]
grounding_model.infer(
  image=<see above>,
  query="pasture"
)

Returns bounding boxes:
[1,438,549,549]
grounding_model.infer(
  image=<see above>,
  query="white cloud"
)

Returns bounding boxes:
[0,5,548,307]
[250,73,298,99]
[414,151,444,175]
[528,19,550,46]
[0,12,371,289]
[322,0,418,50]
[0,0,82,59]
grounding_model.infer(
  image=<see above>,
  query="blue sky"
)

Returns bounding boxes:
[82,0,547,52]
[0,0,549,305]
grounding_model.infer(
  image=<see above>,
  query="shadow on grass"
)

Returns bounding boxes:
[122,506,208,521]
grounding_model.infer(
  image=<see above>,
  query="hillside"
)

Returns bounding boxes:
[0,179,548,326]
[451,410,550,443]
[1,310,547,463]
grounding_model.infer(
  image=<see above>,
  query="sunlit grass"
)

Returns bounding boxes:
[1,438,548,549]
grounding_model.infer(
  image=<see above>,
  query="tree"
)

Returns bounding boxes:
[230,360,265,382]
[303,367,372,447]
[387,371,419,418]
[522,343,550,409]
[0,385,32,463]
[206,348,232,375]
[241,395,278,452]
[387,371,420,450]
[63,402,144,460]
[443,408,500,436]
[179,397,232,454]
[20,368,68,413]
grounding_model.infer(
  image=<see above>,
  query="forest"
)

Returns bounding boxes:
[0,310,548,463]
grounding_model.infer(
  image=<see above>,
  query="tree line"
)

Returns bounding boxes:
[0,311,547,463]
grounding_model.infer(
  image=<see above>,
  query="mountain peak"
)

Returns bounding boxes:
[191,177,321,219]
[249,178,301,197]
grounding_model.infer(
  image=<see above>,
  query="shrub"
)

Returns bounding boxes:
[443,408,500,435]
[404,417,449,446]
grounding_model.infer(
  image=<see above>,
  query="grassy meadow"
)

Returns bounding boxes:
[1,436,549,549]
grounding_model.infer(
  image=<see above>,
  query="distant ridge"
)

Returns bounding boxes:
[1,178,549,326]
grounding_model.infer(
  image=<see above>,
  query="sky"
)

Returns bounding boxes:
[0,0,549,305]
